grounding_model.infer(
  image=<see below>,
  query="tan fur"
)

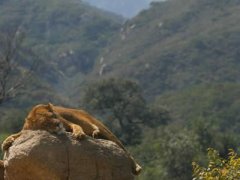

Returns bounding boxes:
[2,103,142,175]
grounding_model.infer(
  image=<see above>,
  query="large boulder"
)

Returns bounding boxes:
[3,130,135,180]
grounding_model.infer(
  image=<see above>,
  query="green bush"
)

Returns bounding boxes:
[193,148,240,179]
[0,133,9,159]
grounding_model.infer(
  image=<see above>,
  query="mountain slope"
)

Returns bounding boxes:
[0,0,122,79]
[156,83,240,131]
[0,0,122,106]
[91,0,240,98]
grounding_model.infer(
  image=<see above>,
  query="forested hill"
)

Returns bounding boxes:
[0,0,122,78]
[2,1,240,179]
[91,0,240,98]
[0,0,122,130]
[0,0,122,107]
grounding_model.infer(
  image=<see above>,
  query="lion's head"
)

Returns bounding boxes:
[23,103,65,134]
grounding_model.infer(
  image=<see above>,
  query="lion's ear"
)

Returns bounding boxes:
[47,103,59,118]
[47,103,54,112]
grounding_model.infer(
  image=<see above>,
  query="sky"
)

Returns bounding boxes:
[82,0,164,18]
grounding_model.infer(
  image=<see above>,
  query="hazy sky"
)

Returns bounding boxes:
[82,0,164,18]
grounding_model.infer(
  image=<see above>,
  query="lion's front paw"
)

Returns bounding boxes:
[73,132,86,140]
[1,138,14,152]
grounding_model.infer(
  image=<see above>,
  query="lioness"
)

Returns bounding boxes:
[2,103,141,175]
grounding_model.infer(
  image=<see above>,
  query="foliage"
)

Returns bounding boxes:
[1,1,240,180]
[143,103,171,127]
[155,83,240,158]
[0,29,38,105]
[0,0,122,106]
[0,0,123,147]
[0,0,121,76]
[157,83,240,133]
[0,108,26,132]
[82,78,171,145]
[0,133,9,159]
[193,148,240,179]
[83,78,147,145]
[160,129,201,180]
[132,126,203,180]
[91,0,240,98]
[0,0,124,135]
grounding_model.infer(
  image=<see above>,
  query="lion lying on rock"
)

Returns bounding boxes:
[2,103,142,176]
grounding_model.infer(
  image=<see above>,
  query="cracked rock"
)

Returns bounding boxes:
[3,130,134,180]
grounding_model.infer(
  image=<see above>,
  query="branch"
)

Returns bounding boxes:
[0,27,39,105]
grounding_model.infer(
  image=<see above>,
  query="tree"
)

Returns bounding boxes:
[82,78,171,145]
[193,148,240,179]
[82,78,147,145]
[0,27,37,105]
[131,126,202,180]
[159,128,202,180]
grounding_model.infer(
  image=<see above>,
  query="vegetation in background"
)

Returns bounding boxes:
[0,0,122,133]
[157,83,240,141]
[82,78,170,145]
[193,148,240,179]
[91,0,240,98]
[157,83,240,179]
[0,28,38,105]
[0,133,9,159]
[1,0,240,179]
[131,126,203,180]
[0,0,122,106]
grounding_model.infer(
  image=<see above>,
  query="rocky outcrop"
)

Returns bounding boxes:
[3,130,135,180]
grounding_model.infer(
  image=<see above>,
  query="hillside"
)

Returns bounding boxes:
[156,83,240,132]
[91,0,240,99]
[0,0,122,79]
[0,0,122,132]
[0,0,122,99]
[2,0,240,179]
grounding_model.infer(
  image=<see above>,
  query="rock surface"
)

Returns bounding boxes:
[3,130,134,180]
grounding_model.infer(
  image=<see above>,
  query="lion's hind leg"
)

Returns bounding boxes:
[1,132,21,152]
[91,124,100,138]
